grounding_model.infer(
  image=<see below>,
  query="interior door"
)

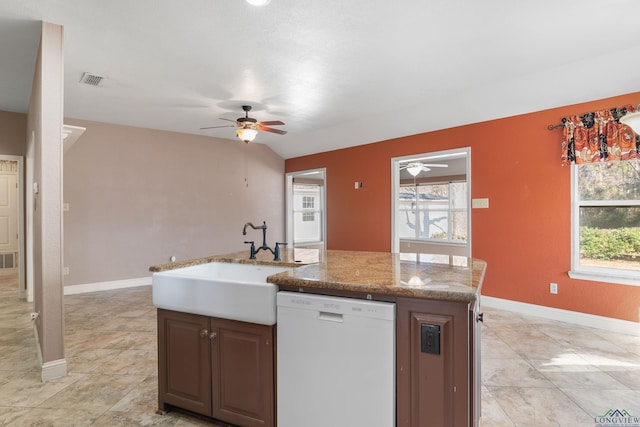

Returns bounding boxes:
[285,169,326,250]
[0,170,18,268]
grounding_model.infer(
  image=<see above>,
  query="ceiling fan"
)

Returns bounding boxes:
[200,105,287,143]
[400,162,448,177]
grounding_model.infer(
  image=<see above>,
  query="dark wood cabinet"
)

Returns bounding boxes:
[212,318,275,427]
[158,309,212,416]
[396,297,480,427]
[158,309,275,427]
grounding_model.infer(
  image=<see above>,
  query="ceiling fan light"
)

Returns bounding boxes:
[237,128,258,143]
[620,111,640,134]
[246,0,270,6]
[406,164,423,177]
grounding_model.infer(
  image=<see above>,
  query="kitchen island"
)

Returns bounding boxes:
[151,248,484,303]
[151,249,486,427]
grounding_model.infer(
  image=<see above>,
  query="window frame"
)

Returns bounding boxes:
[391,148,471,256]
[569,163,640,287]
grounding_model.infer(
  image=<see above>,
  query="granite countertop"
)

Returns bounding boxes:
[148,247,322,272]
[267,250,485,302]
[149,249,485,303]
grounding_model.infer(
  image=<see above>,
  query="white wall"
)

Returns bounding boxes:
[63,118,285,286]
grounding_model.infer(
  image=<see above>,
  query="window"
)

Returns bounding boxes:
[302,196,314,209]
[302,212,315,222]
[398,181,468,243]
[571,159,640,284]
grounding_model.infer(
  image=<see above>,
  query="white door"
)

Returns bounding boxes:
[285,169,326,250]
[0,168,18,271]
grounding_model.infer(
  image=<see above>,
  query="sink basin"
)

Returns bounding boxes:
[152,262,291,325]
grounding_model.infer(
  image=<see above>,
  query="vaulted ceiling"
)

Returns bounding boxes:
[1,0,640,159]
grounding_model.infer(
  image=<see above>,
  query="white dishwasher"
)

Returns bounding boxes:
[276,291,395,427]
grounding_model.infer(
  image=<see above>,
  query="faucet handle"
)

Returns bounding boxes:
[244,241,257,260]
[273,242,288,262]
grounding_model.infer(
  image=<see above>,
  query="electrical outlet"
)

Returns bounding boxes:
[30,312,39,321]
[63,267,69,276]
[549,282,558,294]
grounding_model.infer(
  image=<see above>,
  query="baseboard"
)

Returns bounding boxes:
[41,359,67,382]
[33,321,42,366]
[482,296,640,336]
[63,276,152,295]
[33,321,67,381]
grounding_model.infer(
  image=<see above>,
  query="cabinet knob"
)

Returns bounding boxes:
[209,332,217,340]
[200,329,209,338]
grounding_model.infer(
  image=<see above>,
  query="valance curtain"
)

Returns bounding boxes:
[561,104,640,166]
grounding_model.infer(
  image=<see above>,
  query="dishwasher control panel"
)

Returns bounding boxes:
[277,292,395,321]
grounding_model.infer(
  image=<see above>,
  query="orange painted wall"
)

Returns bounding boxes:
[285,92,640,323]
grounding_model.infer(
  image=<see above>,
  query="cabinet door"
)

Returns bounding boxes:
[158,309,212,417]
[211,318,274,427]
[396,298,470,427]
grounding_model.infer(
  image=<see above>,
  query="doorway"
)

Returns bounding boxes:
[0,155,25,298]
[391,148,470,257]
[285,169,326,250]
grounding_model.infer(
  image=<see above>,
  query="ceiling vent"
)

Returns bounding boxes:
[79,72,105,87]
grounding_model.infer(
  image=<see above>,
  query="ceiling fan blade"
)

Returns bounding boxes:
[258,125,288,135]
[219,118,238,123]
[200,125,236,130]
[259,120,285,126]
[401,163,448,169]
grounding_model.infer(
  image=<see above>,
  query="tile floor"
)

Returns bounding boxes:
[0,275,639,426]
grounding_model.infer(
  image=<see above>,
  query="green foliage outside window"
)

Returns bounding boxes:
[580,226,640,261]
[577,160,640,270]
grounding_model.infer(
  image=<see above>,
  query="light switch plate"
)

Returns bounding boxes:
[472,198,489,209]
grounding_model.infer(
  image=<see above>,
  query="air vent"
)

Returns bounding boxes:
[79,72,104,87]
[0,252,17,269]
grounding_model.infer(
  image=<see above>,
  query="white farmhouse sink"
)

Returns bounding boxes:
[152,262,291,325]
